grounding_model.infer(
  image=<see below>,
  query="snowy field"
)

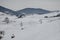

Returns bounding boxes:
[0,12,60,40]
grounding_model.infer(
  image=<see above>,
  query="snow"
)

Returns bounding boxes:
[0,12,60,40]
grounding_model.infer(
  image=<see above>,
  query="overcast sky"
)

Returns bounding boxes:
[0,0,60,11]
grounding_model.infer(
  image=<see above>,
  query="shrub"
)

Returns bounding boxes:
[18,14,25,18]
[11,34,15,39]
[0,31,5,35]
[0,36,3,40]
[44,16,48,18]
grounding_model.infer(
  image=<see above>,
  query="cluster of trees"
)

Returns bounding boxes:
[53,14,60,17]
[44,13,60,18]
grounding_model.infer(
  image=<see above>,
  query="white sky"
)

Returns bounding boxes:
[0,0,60,11]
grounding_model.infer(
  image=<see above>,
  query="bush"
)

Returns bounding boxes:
[0,31,5,35]
[44,16,48,18]
[11,34,15,39]
[0,36,3,39]
[18,14,25,18]
[21,28,24,30]
[0,31,5,40]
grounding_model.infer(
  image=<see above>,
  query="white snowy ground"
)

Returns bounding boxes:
[0,12,60,40]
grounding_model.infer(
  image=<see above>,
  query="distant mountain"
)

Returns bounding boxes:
[17,8,51,15]
[52,10,60,12]
[0,6,52,17]
[0,6,16,15]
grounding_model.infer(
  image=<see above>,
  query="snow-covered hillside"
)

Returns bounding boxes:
[0,12,60,40]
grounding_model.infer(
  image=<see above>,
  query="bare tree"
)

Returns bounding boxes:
[20,21,24,30]
[20,21,23,27]
[39,19,42,24]
[3,17,9,24]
